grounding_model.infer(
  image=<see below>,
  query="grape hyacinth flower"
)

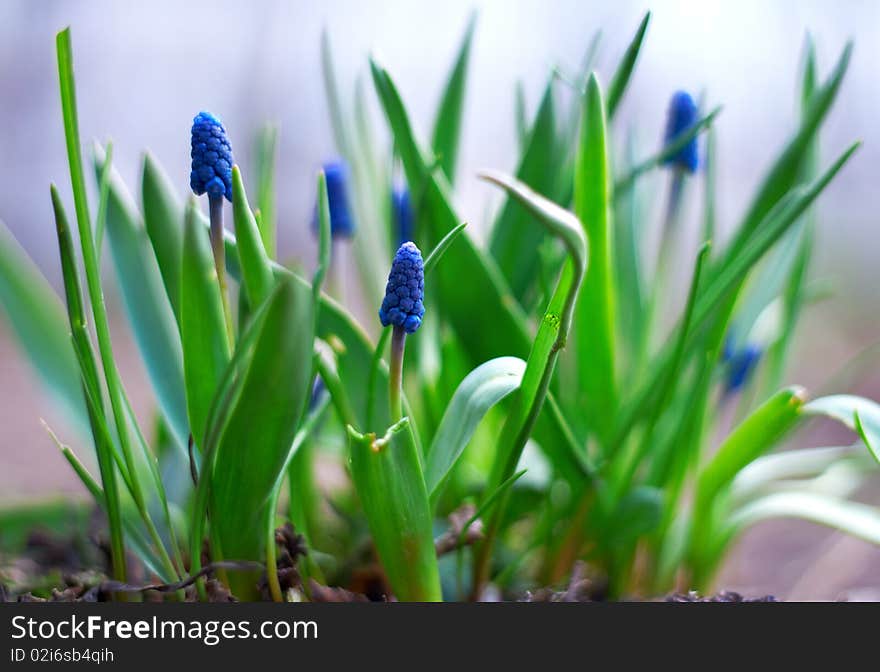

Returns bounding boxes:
[661,91,699,173]
[379,241,425,421]
[392,186,414,248]
[312,160,355,239]
[725,343,762,394]
[190,111,235,343]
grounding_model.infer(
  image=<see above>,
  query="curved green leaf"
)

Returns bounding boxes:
[231,165,274,310]
[425,356,526,500]
[804,394,880,463]
[606,11,651,119]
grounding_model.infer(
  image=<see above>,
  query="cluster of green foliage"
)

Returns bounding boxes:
[1,14,879,601]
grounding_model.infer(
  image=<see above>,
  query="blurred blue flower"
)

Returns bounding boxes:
[661,91,699,173]
[379,242,425,334]
[392,186,414,248]
[725,343,762,393]
[190,111,234,201]
[312,160,355,238]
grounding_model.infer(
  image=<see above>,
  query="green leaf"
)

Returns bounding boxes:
[731,444,865,503]
[606,11,651,119]
[348,418,442,601]
[726,42,851,255]
[370,58,532,365]
[94,145,189,453]
[50,185,127,581]
[425,356,526,501]
[489,80,563,303]
[253,124,279,258]
[209,276,315,599]
[473,171,587,589]
[142,151,184,325]
[573,73,616,444]
[231,166,274,310]
[0,220,85,431]
[689,386,806,579]
[804,395,880,464]
[728,491,880,546]
[431,13,476,184]
[181,196,231,451]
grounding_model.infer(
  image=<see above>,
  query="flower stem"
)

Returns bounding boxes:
[389,325,406,423]
[209,194,236,348]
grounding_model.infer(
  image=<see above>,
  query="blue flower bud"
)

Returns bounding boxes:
[392,187,414,248]
[190,111,234,201]
[379,242,425,334]
[312,160,355,238]
[661,91,699,173]
[726,343,762,393]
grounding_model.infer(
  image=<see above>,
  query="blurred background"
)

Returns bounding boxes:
[1,0,878,599]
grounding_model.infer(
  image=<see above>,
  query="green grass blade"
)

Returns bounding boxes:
[142,151,184,324]
[348,418,442,601]
[423,221,467,276]
[0,220,85,432]
[606,11,651,119]
[254,124,279,258]
[573,73,616,444]
[313,170,331,302]
[50,186,126,581]
[727,42,851,254]
[489,80,562,303]
[181,196,232,451]
[431,12,476,184]
[94,142,113,260]
[94,144,189,452]
[425,356,526,502]
[231,166,274,310]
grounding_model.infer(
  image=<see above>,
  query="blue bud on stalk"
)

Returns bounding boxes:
[190,111,234,201]
[379,241,425,334]
[392,187,414,248]
[661,91,699,173]
[312,160,355,239]
[725,343,762,393]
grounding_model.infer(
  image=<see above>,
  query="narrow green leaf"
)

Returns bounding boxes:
[142,151,184,324]
[0,220,85,431]
[473,171,587,590]
[94,142,113,259]
[50,185,126,581]
[425,356,526,500]
[573,73,616,444]
[727,42,852,254]
[348,418,442,601]
[728,491,880,546]
[94,144,189,452]
[804,395,880,464]
[606,11,651,119]
[181,196,231,451]
[313,170,331,302]
[423,222,467,276]
[431,12,476,184]
[231,165,274,310]
[254,124,279,258]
